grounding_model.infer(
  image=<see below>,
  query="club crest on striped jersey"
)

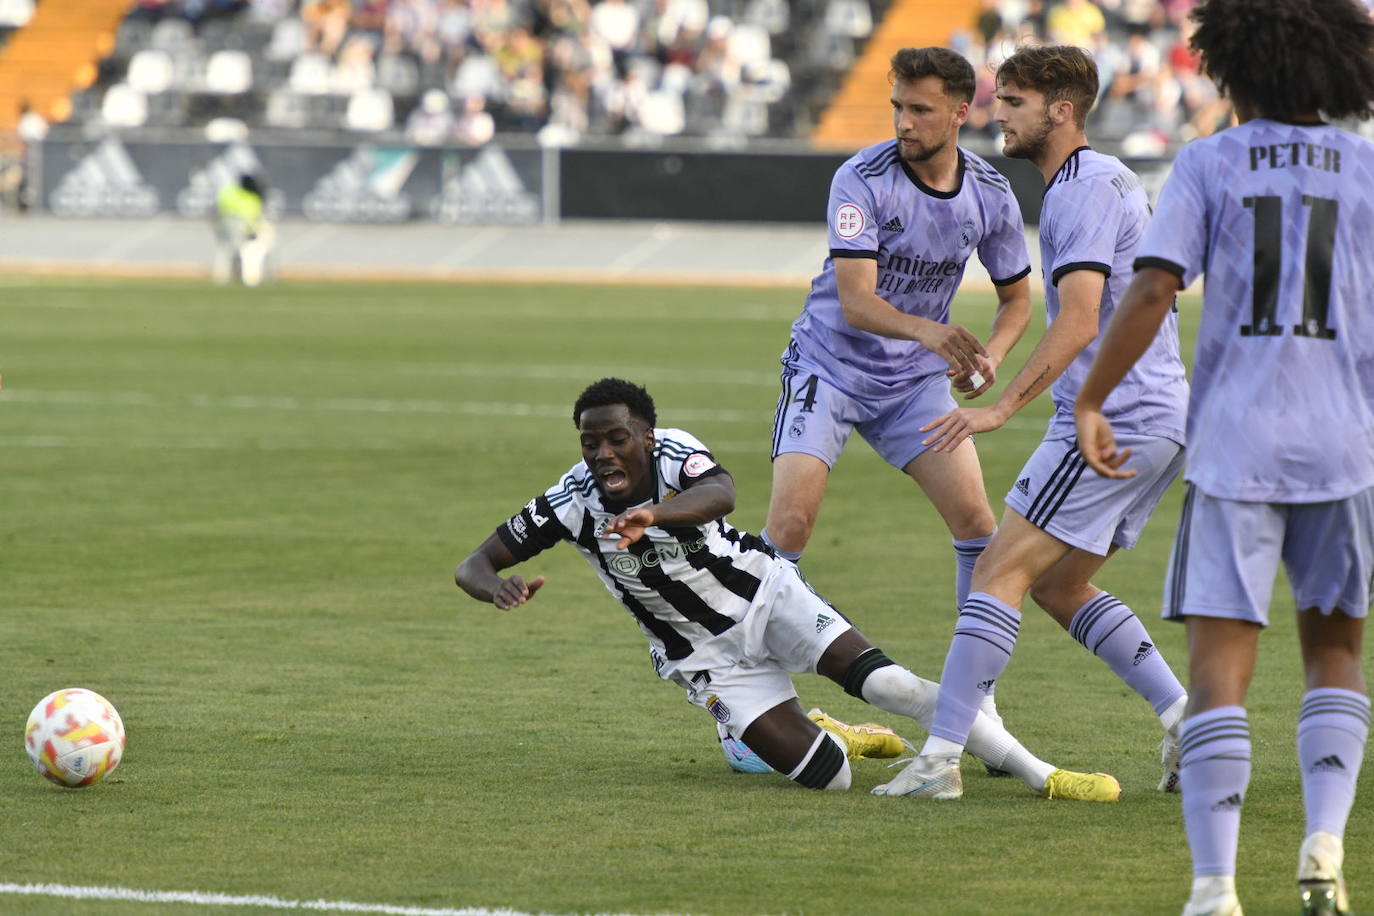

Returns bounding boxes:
[706,695,731,723]
[834,203,865,239]
[682,453,716,478]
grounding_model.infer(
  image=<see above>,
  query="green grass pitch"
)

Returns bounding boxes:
[1,277,1366,915]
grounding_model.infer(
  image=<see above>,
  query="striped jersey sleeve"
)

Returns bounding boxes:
[490,428,783,675]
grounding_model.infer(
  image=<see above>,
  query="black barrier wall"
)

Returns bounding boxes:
[34,132,1170,226]
[37,135,548,224]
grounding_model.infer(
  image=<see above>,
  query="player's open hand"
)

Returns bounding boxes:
[1074,407,1136,479]
[604,507,655,549]
[948,354,996,400]
[920,405,1005,452]
[493,574,546,610]
[915,322,988,376]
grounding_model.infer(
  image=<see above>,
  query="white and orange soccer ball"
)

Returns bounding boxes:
[24,688,125,787]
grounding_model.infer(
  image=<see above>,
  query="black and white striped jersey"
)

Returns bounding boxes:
[495,428,778,675]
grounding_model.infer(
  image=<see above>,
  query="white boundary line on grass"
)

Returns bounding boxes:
[0,882,674,916]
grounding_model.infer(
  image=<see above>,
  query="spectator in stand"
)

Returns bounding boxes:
[350,0,389,46]
[302,0,350,57]
[1046,0,1106,47]
[454,92,496,144]
[406,88,457,144]
[333,34,378,91]
[590,0,640,76]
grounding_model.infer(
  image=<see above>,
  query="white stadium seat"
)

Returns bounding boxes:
[205,50,253,94]
[101,83,149,128]
[344,87,394,132]
[127,49,175,94]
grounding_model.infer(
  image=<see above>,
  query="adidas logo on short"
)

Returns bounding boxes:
[1015,477,1031,495]
[977,679,996,693]
[1132,641,1155,665]
[880,216,904,232]
[1210,792,1243,812]
[1310,754,1346,773]
[816,614,836,633]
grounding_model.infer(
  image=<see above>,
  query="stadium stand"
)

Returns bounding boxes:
[29,0,891,143]
[0,0,1255,149]
[8,0,1366,181]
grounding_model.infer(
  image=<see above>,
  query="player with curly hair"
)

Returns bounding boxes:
[1075,0,1374,912]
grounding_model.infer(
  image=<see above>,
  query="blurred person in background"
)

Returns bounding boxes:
[454,93,496,145]
[406,88,457,145]
[213,173,273,287]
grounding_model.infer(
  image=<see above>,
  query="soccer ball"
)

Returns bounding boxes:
[24,688,125,787]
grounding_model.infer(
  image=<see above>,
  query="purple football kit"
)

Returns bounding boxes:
[1004,147,1189,556]
[1136,120,1374,623]
[773,141,1031,470]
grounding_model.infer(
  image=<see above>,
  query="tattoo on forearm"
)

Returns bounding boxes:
[1017,366,1050,402]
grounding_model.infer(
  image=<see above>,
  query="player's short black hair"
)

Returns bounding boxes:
[572,378,657,428]
[996,45,1099,128]
[1190,0,1374,122]
[889,47,976,103]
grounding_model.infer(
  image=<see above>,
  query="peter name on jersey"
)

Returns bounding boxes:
[1249,141,1342,173]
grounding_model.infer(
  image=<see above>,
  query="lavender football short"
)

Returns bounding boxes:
[770,355,955,470]
[1004,434,1185,556]
[1163,484,1374,626]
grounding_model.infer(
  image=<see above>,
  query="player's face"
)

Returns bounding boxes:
[891,76,968,163]
[995,80,1054,161]
[578,404,655,504]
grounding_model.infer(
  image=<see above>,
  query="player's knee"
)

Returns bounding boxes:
[947,508,997,542]
[764,507,815,553]
[1028,578,1072,615]
[787,731,850,790]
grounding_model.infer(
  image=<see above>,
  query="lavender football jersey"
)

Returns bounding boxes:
[1137,120,1374,502]
[790,142,1032,401]
[1040,147,1188,442]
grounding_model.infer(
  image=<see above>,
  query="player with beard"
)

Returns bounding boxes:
[884,45,1190,800]
[1075,0,1374,911]
[749,48,1033,768]
[455,377,1120,801]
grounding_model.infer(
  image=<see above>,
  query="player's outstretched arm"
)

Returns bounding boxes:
[952,275,1033,399]
[1075,266,1182,477]
[834,257,987,375]
[604,473,737,549]
[455,532,546,610]
[920,270,1103,451]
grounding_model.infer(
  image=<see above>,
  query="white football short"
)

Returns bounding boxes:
[1162,484,1374,626]
[668,561,853,737]
[1004,434,1185,556]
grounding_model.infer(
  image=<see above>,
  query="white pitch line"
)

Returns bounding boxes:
[0,882,686,916]
[0,356,782,387]
[1,390,774,425]
[1,388,1050,433]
